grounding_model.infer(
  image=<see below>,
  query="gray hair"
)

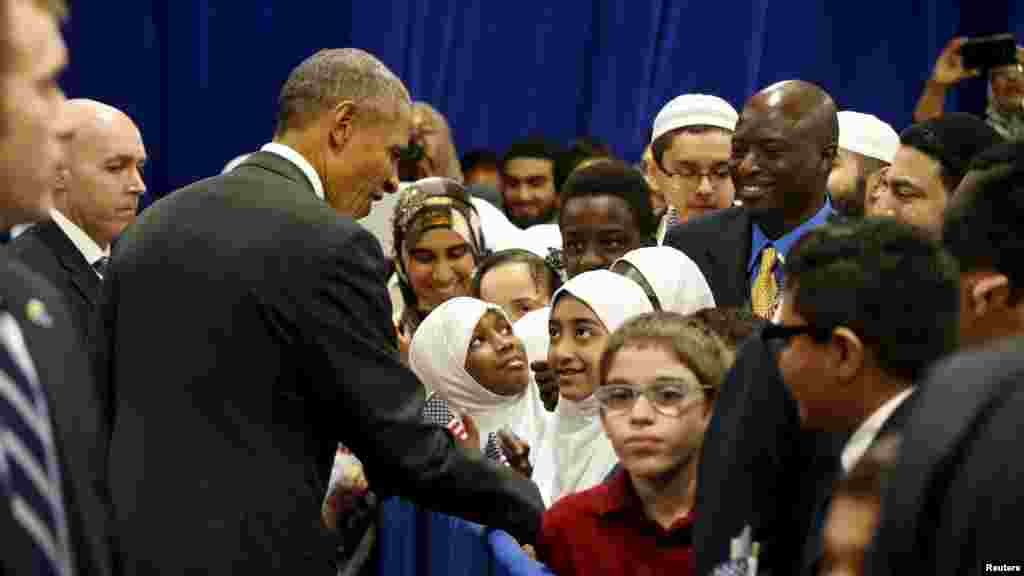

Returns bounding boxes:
[274,48,410,135]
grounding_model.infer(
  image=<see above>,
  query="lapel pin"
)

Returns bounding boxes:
[26,298,53,328]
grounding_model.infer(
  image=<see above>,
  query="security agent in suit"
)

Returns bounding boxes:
[0,251,115,576]
[866,141,1024,576]
[0,1,116,574]
[664,80,837,314]
[97,48,544,575]
[767,218,959,575]
[10,99,146,345]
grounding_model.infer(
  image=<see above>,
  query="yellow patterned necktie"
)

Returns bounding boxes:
[751,245,779,319]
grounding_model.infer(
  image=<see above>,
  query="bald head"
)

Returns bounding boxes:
[731,80,838,235]
[409,101,463,182]
[747,80,838,148]
[58,98,146,248]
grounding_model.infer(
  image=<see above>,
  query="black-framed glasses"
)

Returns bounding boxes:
[594,382,709,417]
[761,322,834,343]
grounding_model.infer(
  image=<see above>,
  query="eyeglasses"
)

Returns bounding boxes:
[593,382,710,417]
[760,322,834,343]
[664,165,732,188]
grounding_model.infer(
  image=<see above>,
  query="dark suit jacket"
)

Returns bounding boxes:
[0,249,113,576]
[800,390,915,576]
[96,151,544,574]
[9,219,102,345]
[867,337,1024,576]
[663,206,753,308]
[694,333,846,576]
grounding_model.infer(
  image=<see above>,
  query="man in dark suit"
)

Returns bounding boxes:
[866,338,1024,576]
[767,218,959,575]
[866,142,1024,576]
[97,48,544,574]
[682,80,839,576]
[10,98,147,344]
[0,1,116,574]
[664,80,837,315]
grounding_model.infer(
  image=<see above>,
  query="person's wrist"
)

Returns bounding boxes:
[928,77,952,88]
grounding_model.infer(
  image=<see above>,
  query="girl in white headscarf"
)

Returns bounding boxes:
[611,246,716,316]
[409,297,548,463]
[514,306,559,412]
[532,270,654,506]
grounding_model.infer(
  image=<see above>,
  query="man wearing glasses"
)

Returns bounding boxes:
[663,81,838,317]
[765,217,959,575]
[649,93,738,243]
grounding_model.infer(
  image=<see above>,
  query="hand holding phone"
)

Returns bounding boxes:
[960,34,1018,71]
[931,37,981,85]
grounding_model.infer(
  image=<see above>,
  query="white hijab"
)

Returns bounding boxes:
[614,246,716,315]
[533,270,655,506]
[513,306,552,368]
[409,297,546,453]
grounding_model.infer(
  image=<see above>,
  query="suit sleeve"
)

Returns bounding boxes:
[292,224,544,545]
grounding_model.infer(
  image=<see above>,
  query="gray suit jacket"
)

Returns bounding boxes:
[867,336,1024,576]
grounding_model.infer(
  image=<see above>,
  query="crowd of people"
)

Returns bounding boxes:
[0,0,1022,574]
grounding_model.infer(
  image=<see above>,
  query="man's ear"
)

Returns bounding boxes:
[831,327,865,386]
[55,164,69,192]
[821,142,838,172]
[329,101,357,151]
[970,273,1011,317]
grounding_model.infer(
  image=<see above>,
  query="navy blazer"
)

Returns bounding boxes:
[0,249,114,576]
[9,219,102,345]
[663,206,753,309]
[694,332,846,576]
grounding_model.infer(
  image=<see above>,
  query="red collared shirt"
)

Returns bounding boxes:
[536,469,696,576]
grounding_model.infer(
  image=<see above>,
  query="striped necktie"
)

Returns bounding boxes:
[751,246,779,319]
[0,311,72,576]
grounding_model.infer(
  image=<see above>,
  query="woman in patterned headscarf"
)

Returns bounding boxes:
[391,177,485,342]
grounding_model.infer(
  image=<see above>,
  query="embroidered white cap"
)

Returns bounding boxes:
[837,111,899,163]
[651,94,739,144]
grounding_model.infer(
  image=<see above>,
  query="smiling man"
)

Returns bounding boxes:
[867,112,1001,239]
[98,48,545,574]
[499,136,562,229]
[11,98,146,343]
[665,80,838,318]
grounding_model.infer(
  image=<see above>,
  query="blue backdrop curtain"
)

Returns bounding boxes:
[60,1,1021,207]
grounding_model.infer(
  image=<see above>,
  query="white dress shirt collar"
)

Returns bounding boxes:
[50,209,109,267]
[841,387,914,473]
[260,142,325,201]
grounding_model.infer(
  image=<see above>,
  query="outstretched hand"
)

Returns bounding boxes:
[454,411,481,453]
[498,428,533,478]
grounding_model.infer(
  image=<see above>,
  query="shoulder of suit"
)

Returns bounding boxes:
[0,250,67,306]
[664,206,747,246]
[8,222,71,263]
